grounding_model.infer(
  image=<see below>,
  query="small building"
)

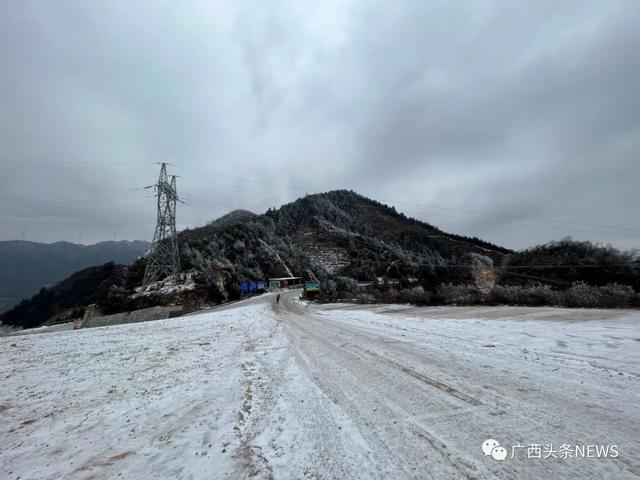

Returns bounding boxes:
[268,276,303,289]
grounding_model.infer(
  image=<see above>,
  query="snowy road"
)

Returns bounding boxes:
[2,291,639,479]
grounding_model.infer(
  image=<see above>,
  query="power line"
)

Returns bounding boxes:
[6,160,639,233]
[5,160,639,241]
[170,168,640,236]
[25,161,156,165]
[181,200,230,213]
[180,192,236,211]
[498,271,573,286]
[388,200,640,233]
[175,165,309,191]
[396,207,640,239]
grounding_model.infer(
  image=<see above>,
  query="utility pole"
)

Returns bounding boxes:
[143,163,180,286]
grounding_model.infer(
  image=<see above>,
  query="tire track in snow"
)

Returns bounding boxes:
[349,344,483,407]
[279,295,480,479]
[276,292,640,479]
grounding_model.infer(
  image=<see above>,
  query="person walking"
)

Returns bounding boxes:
[276,293,281,304]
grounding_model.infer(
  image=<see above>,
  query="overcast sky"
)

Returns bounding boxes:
[1,1,639,250]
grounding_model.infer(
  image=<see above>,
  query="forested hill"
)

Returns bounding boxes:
[5,191,640,328]
[2,190,512,328]
[267,190,511,257]
[178,190,512,282]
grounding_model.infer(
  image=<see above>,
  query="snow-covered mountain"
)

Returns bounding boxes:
[1,191,512,328]
[4,190,639,330]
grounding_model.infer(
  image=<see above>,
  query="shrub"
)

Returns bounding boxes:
[561,282,639,308]
[485,284,561,307]
[360,281,640,309]
[561,281,602,308]
[354,293,377,304]
[396,286,429,304]
[435,283,484,305]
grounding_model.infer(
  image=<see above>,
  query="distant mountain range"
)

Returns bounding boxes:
[0,240,149,312]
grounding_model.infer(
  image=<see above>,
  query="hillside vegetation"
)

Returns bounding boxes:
[499,238,639,290]
[2,191,639,329]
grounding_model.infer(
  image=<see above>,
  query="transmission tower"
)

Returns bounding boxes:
[143,163,181,286]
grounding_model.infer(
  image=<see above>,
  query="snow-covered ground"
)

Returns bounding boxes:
[1,293,639,479]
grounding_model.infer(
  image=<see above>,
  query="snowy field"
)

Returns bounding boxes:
[1,292,639,479]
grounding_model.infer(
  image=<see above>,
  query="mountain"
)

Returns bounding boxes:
[0,240,149,313]
[5,190,639,329]
[177,190,511,288]
[1,191,511,328]
[207,209,256,229]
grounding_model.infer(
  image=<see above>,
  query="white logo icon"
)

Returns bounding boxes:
[491,446,508,461]
[482,439,507,461]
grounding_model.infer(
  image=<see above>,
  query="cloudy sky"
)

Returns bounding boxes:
[1,1,639,250]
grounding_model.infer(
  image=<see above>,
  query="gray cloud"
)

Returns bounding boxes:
[0,1,638,250]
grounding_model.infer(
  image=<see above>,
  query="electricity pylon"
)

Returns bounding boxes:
[143,163,180,286]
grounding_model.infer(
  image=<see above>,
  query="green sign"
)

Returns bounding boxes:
[305,281,320,291]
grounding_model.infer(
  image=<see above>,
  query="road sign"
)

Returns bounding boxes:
[305,281,320,291]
